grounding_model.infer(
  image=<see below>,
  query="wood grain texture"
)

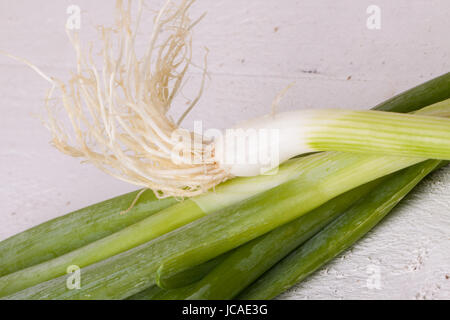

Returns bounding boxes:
[0,0,449,299]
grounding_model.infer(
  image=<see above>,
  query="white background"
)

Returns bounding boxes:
[0,0,449,299]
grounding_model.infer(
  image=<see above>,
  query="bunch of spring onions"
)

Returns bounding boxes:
[0,71,448,300]
[0,0,449,300]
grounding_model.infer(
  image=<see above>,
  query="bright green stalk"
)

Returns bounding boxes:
[0,190,176,277]
[128,286,165,300]
[133,161,446,300]
[0,155,325,297]
[3,151,423,300]
[156,253,232,290]
[130,253,232,299]
[238,160,444,300]
[372,72,450,113]
[0,200,201,297]
[132,179,381,300]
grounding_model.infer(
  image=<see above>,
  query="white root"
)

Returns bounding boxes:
[44,0,231,198]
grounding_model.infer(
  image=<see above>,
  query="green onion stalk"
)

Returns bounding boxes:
[238,160,446,300]
[130,160,444,300]
[3,132,442,301]
[0,72,448,279]
[2,151,422,299]
[0,74,450,293]
[0,156,327,296]
[131,179,382,299]
[0,190,176,277]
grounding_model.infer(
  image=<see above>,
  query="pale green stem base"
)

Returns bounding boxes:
[307,100,450,159]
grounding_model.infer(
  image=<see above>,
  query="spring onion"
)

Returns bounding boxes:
[0,190,175,277]
[130,161,442,300]
[238,160,445,299]
[138,162,445,300]
[128,77,450,299]
[2,0,449,301]
[4,100,449,299]
[26,0,450,199]
[129,254,233,300]
[0,155,326,296]
[218,109,450,177]
[130,74,450,299]
[4,98,447,296]
[156,253,232,291]
[133,179,381,299]
[3,147,430,299]
[4,95,450,301]
[1,67,448,299]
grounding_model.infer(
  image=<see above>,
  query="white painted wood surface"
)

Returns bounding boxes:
[0,0,449,299]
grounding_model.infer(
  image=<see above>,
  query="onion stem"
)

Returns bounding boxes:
[238,160,445,300]
[0,190,176,277]
[131,160,444,300]
[224,104,450,177]
[132,179,382,300]
[2,151,425,299]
